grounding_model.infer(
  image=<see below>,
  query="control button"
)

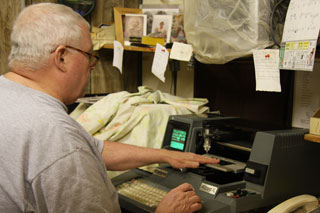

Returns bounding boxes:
[236,188,242,195]
[227,189,255,198]
[245,167,255,175]
[240,189,248,197]
[226,192,234,197]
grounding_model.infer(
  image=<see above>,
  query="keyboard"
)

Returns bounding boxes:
[116,178,168,208]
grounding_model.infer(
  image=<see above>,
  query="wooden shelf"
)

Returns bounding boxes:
[103,43,171,53]
[103,44,156,52]
[304,133,320,143]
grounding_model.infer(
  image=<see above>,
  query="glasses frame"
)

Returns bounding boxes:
[65,45,100,67]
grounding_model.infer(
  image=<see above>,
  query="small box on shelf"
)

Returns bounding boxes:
[305,107,320,143]
[141,36,165,46]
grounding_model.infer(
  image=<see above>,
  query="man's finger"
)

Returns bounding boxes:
[190,202,202,212]
[175,183,194,192]
[187,192,201,203]
[196,155,220,164]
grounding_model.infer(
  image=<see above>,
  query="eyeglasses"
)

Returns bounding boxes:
[65,45,100,67]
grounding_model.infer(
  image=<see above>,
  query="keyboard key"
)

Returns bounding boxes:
[116,179,168,208]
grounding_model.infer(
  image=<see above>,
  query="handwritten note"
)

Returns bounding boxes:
[282,0,320,42]
[152,43,169,82]
[169,42,193,61]
[112,40,124,74]
[253,49,281,92]
[279,0,320,71]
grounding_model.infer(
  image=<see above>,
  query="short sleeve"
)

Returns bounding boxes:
[93,138,105,153]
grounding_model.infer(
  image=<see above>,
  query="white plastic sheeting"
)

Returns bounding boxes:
[184,0,275,64]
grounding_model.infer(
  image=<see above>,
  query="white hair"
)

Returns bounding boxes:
[8,3,90,71]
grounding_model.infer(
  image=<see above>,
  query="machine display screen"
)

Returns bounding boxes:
[169,129,187,151]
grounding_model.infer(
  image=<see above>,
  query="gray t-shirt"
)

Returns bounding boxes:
[0,76,120,212]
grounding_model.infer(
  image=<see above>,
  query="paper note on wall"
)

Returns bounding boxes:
[151,43,169,82]
[113,40,124,74]
[292,62,320,128]
[169,42,193,61]
[253,49,281,92]
[279,0,320,71]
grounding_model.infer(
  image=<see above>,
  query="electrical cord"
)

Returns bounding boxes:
[270,0,290,47]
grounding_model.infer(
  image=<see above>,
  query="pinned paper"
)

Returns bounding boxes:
[282,0,320,42]
[112,40,124,74]
[253,49,281,92]
[292,62,320,129]
[169,42,193,61]
[279,0,320,71]
[292,63,320,128]
[152,43,169,82]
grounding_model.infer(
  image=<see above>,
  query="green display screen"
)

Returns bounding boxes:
[170,129,187,151]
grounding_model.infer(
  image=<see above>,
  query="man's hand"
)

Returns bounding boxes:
[162,149,220,169]
[102,141,219,171]
[156,183,202,213]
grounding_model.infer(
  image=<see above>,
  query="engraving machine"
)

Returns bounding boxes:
[112,114,320,212]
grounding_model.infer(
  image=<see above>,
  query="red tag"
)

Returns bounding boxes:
[265,54,270,58]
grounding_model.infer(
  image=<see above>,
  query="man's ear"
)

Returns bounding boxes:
[54,46,68,72]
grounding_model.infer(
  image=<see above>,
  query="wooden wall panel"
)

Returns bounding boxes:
[89,49,122,94]
[88,0,123,94]
[91,0,119,26]
[25,0,57,5]
[0,0,57,75]
[0,1,22,75]
[89,0,140,94]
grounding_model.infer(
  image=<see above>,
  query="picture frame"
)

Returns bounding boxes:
[150,14,173,44]
[170,13,187,43]
[113,7,142,45]
[141,4,180,34]
[124,14,147,46]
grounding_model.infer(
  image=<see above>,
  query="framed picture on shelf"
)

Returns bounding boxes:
[124,14,147,45]
[141,4,180,34]
[150,14,173,44]
[171,14,187,43]
[113,7,142,45]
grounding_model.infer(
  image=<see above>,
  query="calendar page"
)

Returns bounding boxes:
[279,0,320,71]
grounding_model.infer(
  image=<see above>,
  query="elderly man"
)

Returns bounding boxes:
[0,3,219,213]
